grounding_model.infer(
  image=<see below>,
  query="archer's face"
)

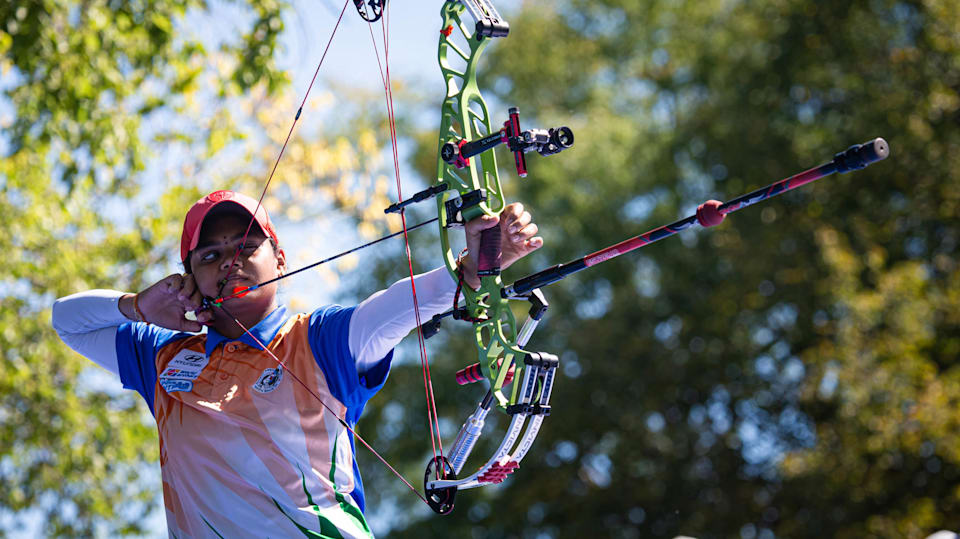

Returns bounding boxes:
[188,212,285,311]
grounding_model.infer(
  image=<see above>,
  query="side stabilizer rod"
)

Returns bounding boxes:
[503,138,890,298]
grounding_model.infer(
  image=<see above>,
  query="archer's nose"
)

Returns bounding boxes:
[220,255,242,271]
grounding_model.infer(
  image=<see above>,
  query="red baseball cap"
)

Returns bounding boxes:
[180,190,279,263]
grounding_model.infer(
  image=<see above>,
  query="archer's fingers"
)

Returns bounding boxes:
[524,236,544,251]
[500,202,525,220]
[195,308,214,324]
[178,275,203,311]
[465,214,500,238]
[499,202,526,227]
[509,222,539,243]
[506,211,533,234]
[178,275,195,300]
[164,273,184,296]
[179,318,204,332]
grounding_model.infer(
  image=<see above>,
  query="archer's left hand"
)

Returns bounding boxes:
[462,202,543,289]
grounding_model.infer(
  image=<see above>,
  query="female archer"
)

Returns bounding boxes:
[52,189,542,538]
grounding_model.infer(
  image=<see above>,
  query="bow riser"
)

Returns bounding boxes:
[436,1,527,409]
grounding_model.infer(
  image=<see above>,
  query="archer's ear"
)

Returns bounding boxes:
[276,248,287,273]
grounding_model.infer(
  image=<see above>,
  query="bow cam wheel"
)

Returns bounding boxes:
[424,455,457,514]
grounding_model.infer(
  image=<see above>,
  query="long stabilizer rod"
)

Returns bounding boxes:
[503,138,890,298]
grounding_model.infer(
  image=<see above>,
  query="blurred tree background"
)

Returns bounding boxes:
[2,0,958,538]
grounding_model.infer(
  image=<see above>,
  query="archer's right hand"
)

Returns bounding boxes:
[121,274,213,332]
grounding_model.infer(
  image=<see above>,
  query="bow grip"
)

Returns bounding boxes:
[476,225,502,276]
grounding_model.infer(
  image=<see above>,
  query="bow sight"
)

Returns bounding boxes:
[441,107,575,177]
[387,108,575,215]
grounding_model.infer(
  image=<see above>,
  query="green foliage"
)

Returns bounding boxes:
[1,0,420,533]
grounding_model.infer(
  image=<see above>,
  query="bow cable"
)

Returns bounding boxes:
[365,5,447,479]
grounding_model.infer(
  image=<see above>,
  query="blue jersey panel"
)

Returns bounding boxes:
[115,322,191,416]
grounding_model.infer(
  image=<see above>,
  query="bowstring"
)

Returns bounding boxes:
[366,2,447,477]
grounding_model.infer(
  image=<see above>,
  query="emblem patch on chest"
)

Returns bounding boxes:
[159,350,210,393]
[253,367,283,394]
